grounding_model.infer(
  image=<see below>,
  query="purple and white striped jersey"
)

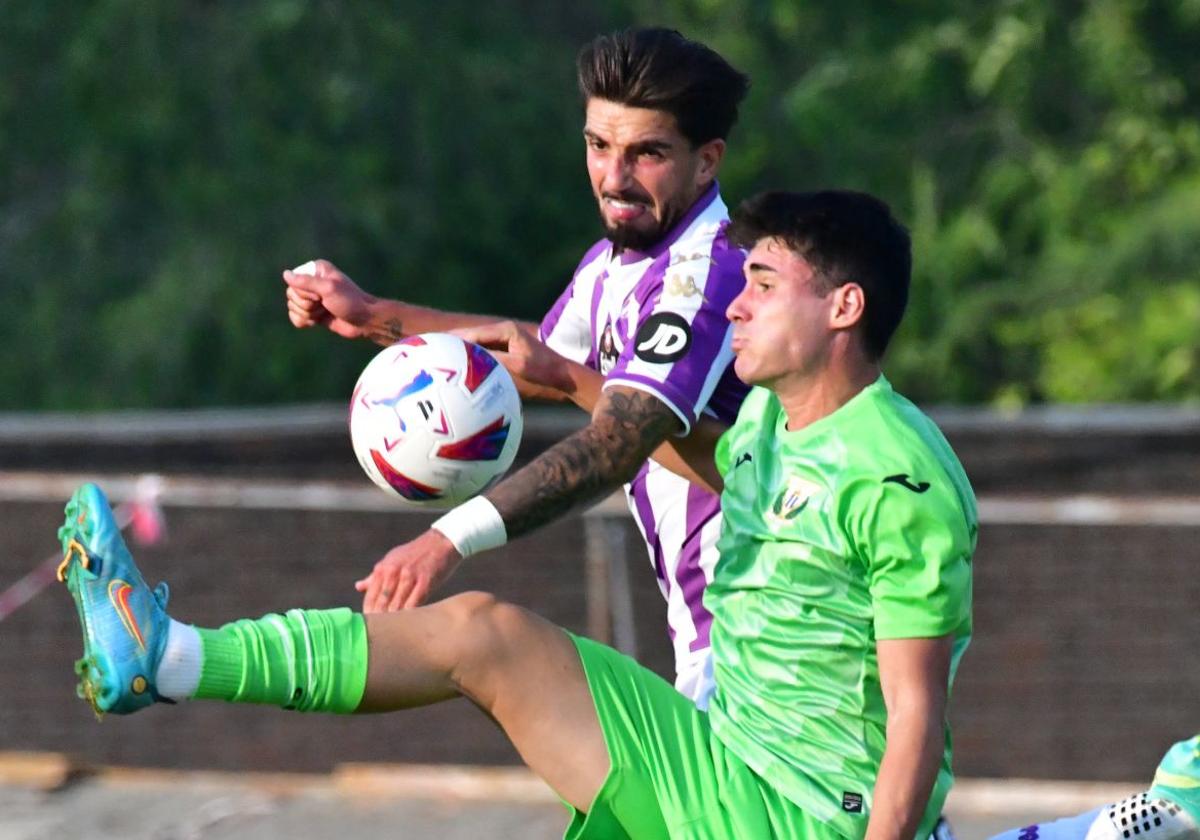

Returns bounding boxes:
[539,183,748,707]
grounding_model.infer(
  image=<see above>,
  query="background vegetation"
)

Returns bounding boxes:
[3,0,1197,409]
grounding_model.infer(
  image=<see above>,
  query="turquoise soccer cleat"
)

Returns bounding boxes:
[1150,735,1200,828]
[57,483,171,716]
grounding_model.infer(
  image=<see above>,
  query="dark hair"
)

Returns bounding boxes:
[577,28,749,147]
[728,191,912,359]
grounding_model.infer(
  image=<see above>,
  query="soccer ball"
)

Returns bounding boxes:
[349,333,523,508]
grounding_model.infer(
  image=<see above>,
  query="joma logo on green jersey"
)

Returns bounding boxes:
[882,473,930,493]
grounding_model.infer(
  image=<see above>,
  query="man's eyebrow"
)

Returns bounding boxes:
[745,261,778,274]
[629,139,673,153]
[582,130,674,153]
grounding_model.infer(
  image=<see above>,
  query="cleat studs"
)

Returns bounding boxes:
[75,671,105,719]
[73,657,107,716]
[131,676,147,695]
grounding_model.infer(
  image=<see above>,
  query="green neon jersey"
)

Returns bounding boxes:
[706,377,976,839]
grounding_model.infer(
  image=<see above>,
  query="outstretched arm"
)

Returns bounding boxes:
[488,385,680,536]
[355,384,681,611]
[526,358,725,495]
[283,261,563,400]
[283,259,540,346]
[457,321,727,495]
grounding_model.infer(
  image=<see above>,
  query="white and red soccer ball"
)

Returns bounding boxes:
[349,333,523,508]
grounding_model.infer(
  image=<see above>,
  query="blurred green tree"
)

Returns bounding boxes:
[1,0,1196,408]
[636,0,1200,404]
[1,1,617,408]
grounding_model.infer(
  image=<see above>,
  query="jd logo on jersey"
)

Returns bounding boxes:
[635,312,692,363]
[767,475,822,525]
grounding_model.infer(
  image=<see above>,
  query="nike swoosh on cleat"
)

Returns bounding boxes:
[108,580,147,652]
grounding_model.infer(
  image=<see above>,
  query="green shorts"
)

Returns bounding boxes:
[564,634,846,840]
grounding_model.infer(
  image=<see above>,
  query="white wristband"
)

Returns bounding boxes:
[431,497,507,558]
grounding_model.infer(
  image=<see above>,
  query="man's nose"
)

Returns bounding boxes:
[726,287,750,322]
[726,298,744,322]
[601,155,633,192]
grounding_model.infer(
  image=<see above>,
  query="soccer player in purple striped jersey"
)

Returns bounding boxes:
[532,136,747,705]
[282,28,750,706]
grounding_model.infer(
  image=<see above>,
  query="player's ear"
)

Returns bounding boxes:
[829,282,866,331]
[694,138,725,186]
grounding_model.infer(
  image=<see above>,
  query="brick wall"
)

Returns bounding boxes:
[1,414,1196,781]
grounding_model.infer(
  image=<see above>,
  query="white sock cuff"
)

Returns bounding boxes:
[156,619,203,700]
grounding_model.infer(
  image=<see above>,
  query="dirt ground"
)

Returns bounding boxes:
[0,762,1142,840]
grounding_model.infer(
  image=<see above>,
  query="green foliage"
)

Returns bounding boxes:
[2,0,1197,407]
[639,0,1200,404]
[0,1,615,408]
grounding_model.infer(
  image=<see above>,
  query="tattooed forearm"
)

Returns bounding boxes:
[370,318,405,346]
[486,388,681,539]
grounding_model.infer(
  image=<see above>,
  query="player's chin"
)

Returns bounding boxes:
[733,355,765,386]
[604,217,663,249]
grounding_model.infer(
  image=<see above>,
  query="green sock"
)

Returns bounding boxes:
[193,608,368,714]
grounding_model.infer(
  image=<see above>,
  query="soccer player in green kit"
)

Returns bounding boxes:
[696,190,975,839]
[57,190,975,839]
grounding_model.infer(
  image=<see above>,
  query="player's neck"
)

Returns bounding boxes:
[773,360,881,433]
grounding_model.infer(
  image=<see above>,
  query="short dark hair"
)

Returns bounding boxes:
[728,191,912,359]
[577,28,750,147]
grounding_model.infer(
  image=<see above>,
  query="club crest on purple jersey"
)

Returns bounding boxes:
[598,321,619,375]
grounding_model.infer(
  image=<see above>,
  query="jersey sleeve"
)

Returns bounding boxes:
[844,475,974,640]
[715,386,772,478]
[602,232,744,434]
[538,241,607,364]
[714,424,734,478]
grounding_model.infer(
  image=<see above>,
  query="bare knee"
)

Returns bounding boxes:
[439,590,528,652]
[433,590,502,654]
[437,590,506,639]
[436,592,548,697]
